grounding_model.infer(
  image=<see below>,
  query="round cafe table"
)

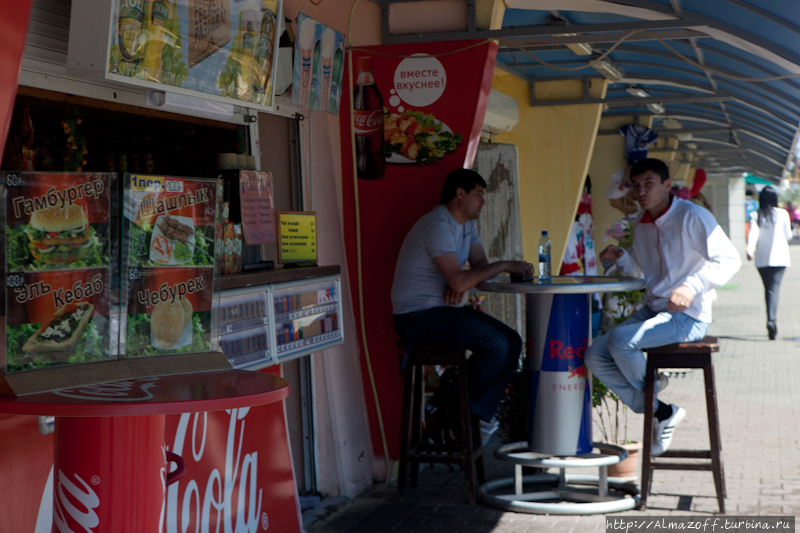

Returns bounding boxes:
[477,275,644,514]
[0,370,289,531]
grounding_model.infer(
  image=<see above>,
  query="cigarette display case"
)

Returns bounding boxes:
[218,274,343,370]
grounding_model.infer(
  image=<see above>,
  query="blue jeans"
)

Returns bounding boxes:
[585,306,708,414]
[393,306,522,421]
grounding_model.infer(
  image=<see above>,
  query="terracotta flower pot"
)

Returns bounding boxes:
[602,441,642,479]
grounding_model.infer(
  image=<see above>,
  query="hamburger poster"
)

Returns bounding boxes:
[5,173,110,271]
[121,175,218,358]
[3,172,115,373]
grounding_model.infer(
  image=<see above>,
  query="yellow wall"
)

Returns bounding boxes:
[492,71,607,270]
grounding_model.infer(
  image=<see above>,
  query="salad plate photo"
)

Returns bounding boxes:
[149,215,195,265]
[383,110,463,165]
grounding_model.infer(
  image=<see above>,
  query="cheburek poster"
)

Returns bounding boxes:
[122,174,218,357]
[124,267,213,356]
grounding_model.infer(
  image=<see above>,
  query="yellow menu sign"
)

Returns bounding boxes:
[277,211,317,264]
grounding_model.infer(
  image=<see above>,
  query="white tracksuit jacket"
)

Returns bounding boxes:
[615,197,742,323]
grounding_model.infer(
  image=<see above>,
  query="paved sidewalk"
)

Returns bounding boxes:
[308,245,800,532]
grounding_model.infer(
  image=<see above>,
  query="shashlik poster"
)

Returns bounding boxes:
[3,172,114,373]
[108,0,282,110]
[122,174,218,357]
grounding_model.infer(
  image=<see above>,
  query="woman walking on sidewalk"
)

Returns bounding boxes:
[747,186,792,340]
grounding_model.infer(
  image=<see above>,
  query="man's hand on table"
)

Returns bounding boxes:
[444,287,466,306]
[667,285,695,313]
[505,261,534,279]
[599,245,624,262]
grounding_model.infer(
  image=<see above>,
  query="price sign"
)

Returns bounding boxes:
[239,171,276,244]
[276,211,317,264]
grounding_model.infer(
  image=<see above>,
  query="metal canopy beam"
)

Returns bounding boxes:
[600,61,800,124]
[496,29,707,51]
[605,0,800,71]
[650,147,783,168]
[379,15,703,45]
[591,45,800,115]
[654,102,795,135]
[531,94,731,107]
[604,109,791,145]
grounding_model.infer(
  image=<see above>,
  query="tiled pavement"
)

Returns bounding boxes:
[307,244,800,532]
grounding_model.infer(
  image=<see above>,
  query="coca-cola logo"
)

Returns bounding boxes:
[53,469,100,532]
[54,378,160,402]
[354,109,383,135]
[165,408,264,532]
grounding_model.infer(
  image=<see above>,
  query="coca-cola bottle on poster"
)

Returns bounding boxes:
[354,56,385,180]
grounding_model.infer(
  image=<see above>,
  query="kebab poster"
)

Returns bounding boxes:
[122,175,218,357]
[3,172,115,373]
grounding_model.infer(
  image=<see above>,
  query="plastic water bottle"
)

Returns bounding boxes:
[538,231,551,283]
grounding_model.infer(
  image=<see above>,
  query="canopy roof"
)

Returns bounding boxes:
[374,0,800,181]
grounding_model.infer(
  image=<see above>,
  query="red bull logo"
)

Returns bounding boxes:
[567,365,587,379]
[549,339,586,360]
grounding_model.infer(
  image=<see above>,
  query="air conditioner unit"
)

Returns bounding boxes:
[482,89,519,134]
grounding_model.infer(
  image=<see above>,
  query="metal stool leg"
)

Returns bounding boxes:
[703,359,726,513]
[457,359,477,504]
[640,358,657,509]
[397,357,414,500]
[409,364,424,490]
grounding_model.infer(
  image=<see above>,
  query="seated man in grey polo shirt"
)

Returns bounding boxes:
[392,168,532,422]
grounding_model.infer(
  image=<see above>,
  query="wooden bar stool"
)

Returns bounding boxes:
[642,336,725,513]
[396,340,485,504]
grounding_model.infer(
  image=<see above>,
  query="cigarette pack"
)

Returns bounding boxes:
[233,224,243,273]
[224,222,234,275]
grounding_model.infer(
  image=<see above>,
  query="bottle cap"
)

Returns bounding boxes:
[356,56,374,72]
[542,231,548,235]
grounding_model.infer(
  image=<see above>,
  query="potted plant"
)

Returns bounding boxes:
[592,376,641,478]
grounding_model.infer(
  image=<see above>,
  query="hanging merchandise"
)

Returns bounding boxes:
[690,168,712,211]
[292,14,346,114]
[605,168,640,217]
[560,183,597,277]
[618,124,657,165]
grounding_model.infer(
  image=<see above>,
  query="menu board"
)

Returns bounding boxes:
[2,172,116,373]
[240,170,276,244]
[121,174,218,357]
[107,0,283,110]
[277,211,317,264]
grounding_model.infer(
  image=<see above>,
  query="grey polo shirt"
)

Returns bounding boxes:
[391,205,481,315]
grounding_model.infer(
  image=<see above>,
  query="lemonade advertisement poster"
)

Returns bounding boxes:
[108,0,283,109]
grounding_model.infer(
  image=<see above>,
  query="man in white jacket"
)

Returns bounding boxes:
[586,159,741,456]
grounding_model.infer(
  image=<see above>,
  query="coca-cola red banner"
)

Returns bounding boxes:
[339,41,497,458]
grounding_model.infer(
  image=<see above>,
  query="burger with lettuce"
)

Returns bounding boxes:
[24,203,94,264]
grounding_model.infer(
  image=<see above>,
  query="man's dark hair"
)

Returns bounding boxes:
[440,168,486,204]
[630,158,670,183]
